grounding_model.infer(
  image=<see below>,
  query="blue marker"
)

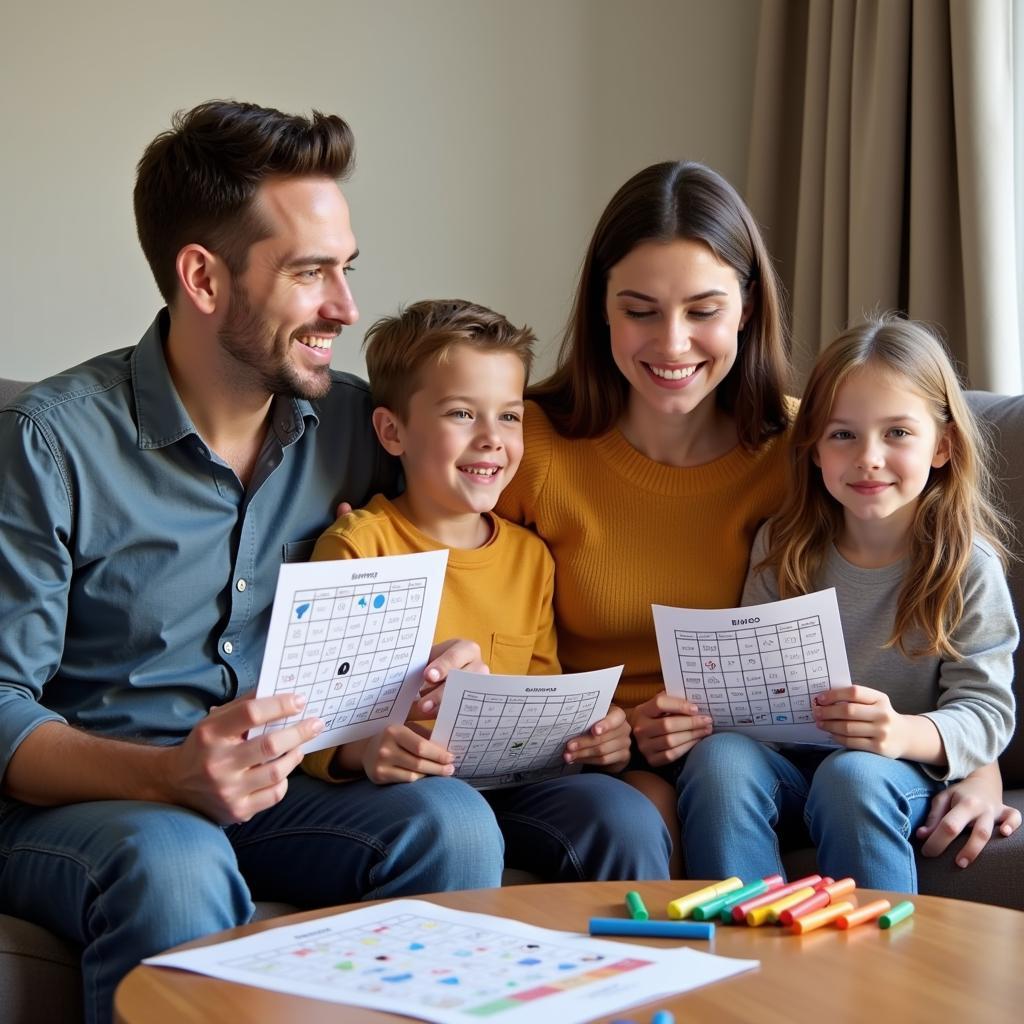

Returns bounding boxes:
[589,918,713,940]
[651,1012,675,1024]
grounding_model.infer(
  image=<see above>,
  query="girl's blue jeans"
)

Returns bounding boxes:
[675,731,943,890]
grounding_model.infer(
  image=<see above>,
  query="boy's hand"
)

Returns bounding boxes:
[415,638,489,716]
[362,722,456,784]
[917,764,1022,867]
[564,705,631,772]
[629,692,713,767]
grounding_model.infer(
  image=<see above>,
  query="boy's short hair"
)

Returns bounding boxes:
[364,299,536,418]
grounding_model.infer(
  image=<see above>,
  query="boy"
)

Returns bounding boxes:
[303,299,672,882]
[304,299,563,783]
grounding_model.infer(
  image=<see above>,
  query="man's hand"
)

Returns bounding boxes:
[564,705,631,772]
[917,763,1022,867]
[166,693,324,824]
[630,692,712,767]
[812,685,944,763]
[414,638,488,716]
[361,722,456,784]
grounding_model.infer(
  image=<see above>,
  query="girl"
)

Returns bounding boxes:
[677,315,1018,890]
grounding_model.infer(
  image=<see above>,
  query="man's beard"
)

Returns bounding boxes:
[217,282,335,401]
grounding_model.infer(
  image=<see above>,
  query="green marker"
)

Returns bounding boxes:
[625,890,649,921]
[879,900,915,928]
[693,879,769,921]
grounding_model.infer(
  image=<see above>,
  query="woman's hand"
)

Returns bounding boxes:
[917,762,1022,867]
[629,692,712,767]
[563,706,631,773]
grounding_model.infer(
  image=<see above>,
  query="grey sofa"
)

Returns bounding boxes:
[1,377,1022,1022]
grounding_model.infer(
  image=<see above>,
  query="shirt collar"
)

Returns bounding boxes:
[130,309,320,450]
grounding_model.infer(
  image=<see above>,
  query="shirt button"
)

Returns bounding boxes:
[236,579,247,592]
[223,640,234,655]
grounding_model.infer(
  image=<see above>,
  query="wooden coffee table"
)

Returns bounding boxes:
[114,880,1023,1023]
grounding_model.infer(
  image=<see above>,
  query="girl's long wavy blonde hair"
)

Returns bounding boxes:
[760,314,1011,659]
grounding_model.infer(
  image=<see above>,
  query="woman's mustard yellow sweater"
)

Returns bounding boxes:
[496,401,791,709]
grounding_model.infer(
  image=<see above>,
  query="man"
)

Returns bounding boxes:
[0,101,504,1024]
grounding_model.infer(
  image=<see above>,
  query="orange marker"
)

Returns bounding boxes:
[820,877,856,898]
[836,899,891,930]
[788,899,856,934]
[731,875,822,921]
[746,887,817,926]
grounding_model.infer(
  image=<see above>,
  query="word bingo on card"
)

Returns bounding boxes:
[653,590,851,745]
[252,550,447,753]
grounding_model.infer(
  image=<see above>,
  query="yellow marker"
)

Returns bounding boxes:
[788,899,857,935]
[836,899,891,930]
[746,886,816,926]
[667,877,743,920]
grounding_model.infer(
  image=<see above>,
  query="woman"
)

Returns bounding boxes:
[497,160,1019,874]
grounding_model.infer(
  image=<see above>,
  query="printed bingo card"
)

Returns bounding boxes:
[653,589,851,745]
[145,898,758,1024]
[430,667,621,789]
[253,550,447,753]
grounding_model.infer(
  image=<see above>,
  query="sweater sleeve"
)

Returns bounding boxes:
[740,521,780,607]
[921,544,1018,780]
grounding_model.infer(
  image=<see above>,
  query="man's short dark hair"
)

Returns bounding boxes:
[134,100,355,303]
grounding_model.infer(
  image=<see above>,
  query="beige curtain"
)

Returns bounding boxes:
[747,0,1021,393]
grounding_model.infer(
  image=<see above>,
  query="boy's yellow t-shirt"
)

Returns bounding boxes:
[303,492,559,780]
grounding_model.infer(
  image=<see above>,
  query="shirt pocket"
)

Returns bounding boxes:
[488,633,537,675]
[282,538,318,563]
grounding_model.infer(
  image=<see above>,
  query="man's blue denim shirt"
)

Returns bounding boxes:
[0,311,397,777]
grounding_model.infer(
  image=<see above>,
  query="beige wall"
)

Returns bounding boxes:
[1,0,758,381]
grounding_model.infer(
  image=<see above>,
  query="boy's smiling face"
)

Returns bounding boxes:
[373,344,526,548]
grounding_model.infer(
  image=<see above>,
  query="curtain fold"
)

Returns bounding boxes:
[747,0,1021,393]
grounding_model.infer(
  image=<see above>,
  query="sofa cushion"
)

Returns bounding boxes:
[965,392,1024,787]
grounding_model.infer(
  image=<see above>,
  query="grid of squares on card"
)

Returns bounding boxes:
[268,577,427,731]
[218,911,647,1011]
[673,615,831,726]
[449,690,601,773]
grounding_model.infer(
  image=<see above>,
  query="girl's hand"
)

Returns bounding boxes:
[917,763,1022,867]
[812,685,939,760]
[362,722,455,784]
[629,692,712,768]
[563,705,631,773]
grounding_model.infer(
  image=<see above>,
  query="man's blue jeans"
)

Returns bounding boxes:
[0,770,669,1024]
[0,774,503,1024]
[675,732,943,890]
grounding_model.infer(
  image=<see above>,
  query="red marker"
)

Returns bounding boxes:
[779,877,857,926]
[731,874,822,921]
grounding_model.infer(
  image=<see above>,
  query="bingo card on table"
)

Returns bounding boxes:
[252,549,447,753]
[653,589,850,745]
